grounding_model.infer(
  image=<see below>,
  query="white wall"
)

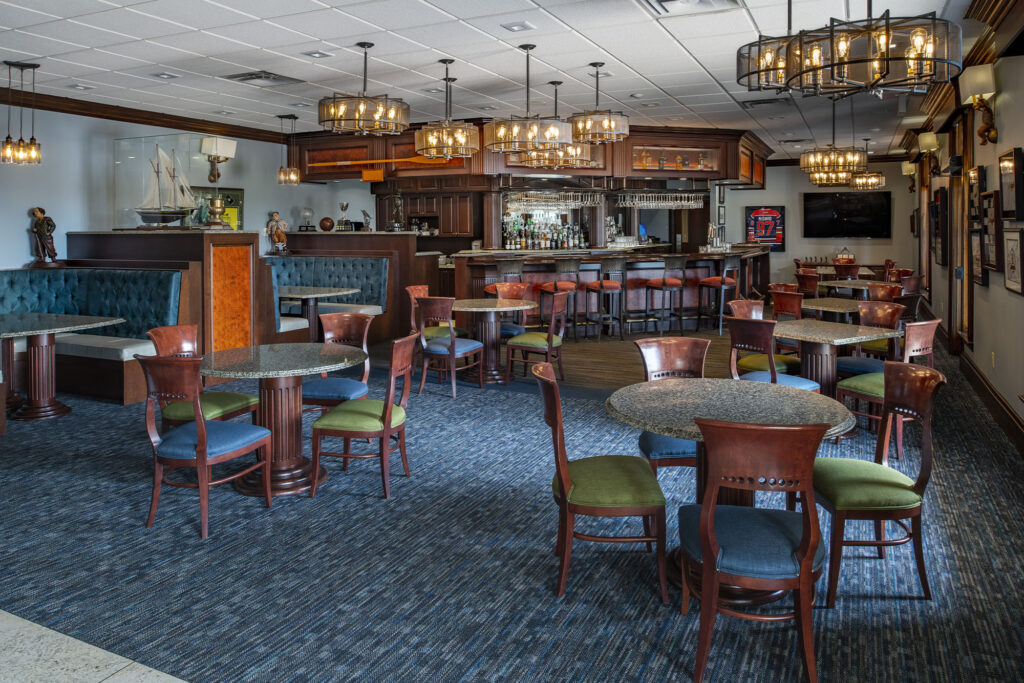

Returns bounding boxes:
[721,162,918,284]
[0,109,373,268]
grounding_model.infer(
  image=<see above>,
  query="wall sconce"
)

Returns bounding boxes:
[959,63,997,145]
[200,136,236,183]
[901,160,917,192]
[918,132,940,177]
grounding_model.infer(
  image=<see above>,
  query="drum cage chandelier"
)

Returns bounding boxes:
[414,59,480,160]
[568,62,629,144]
[318,42,410,136]
[511,81,596,170]
[800,100,866,183]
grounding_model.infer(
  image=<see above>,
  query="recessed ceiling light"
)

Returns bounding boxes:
[767,115,785,120]
[501,20,536,32]
[292,102,311,108]
[871,127,881,132]
[792,144,802,149]
[477,105,497,111]
[641,102,660,108]
[597,71,612,78]
[153,72,179,79]
[868,150,875,154]
[302,50,333,59]
[214,110,235,115]
[69,83,94,91]
[422,87,444,93]
[630,93,644,99]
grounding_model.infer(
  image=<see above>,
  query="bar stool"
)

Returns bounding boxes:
[696,254,740,335]
[538,257,581,341]
[584,256,626,341]
[644,255,687,335]
[483,258,525,294]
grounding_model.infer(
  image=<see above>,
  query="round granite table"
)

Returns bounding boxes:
[452,299,537,384]
[278,286,359,343]
[201,343,367,497]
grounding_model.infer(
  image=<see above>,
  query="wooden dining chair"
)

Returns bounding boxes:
[768,282,798,292]
[894,293,922,324]
[795,271,821,299]
[135,354,272,539]
[633,337,710,474]
[406,285,466,338]
[901,274,922,294]
[867,282,903,302]
[493,281,530,338]
[506,291,567,383]
[726,316,819,391]
[532,361,668,603]
[301,312,373,414]
[146,324,258,432]
[839,301,906,372]
[833,263,860,279]
[417,296,483,399]
[814,361,946,607]
[726,299,763,319]
[889,268,915,284]
[311,332,417,499]
[680,419,829,683]
[770,290,803,355]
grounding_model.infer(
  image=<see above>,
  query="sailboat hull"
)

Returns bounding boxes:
[136,208,191,226]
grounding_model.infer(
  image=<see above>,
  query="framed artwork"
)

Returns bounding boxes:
[930,188,948,266]
[717,205,726,225]
[970,230,988,286]
[717,184,725,204]
[967,165,986,220]
[744,206,785,252]
[1005,229,1022,294]
[980,190,1003,271]
[998,148,1023,218]
[192,186,244,230]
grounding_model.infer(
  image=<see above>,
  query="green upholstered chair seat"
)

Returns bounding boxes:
[814,457,921,511]
[508,331,562,348]
[314,399,405,432]
[837,372,884,398]
[736,353,801,374]
[552,455,665,508]
[860,338,892,354]
[424,324,468,339]
[162,392,258,422]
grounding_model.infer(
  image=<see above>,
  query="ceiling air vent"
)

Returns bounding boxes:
[224,71,303,87]
[638,0,740,16]
[740,98,792,110]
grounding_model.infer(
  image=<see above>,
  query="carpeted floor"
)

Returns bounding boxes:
[0,345,1021,681]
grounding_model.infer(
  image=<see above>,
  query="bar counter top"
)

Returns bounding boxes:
[454,244,768,263]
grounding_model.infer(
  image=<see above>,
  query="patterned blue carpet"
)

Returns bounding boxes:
[0,345,1021,682]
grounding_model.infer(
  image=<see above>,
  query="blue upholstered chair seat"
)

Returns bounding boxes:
[740,372,820,392]
[156,421,271,460]
[424,337,483,355]
[501,322,527,336]
[678,504,826,579]
[638,431,698,460]
[836,355,886,375]
[302,377,368,401]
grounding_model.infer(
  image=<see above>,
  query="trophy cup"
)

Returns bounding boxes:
[205,196,226,227]
[298,207,315,232]
[337,202,351,231]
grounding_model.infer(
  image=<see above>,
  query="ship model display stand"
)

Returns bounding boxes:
[134,144,197,229]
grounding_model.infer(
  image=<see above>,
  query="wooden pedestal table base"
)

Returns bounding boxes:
[2,337,24,414]
[606,378,854,606]
[200,342,367,497]
[453,298,537,385]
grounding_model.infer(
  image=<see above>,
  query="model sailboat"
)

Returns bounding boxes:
[135,144,197,226]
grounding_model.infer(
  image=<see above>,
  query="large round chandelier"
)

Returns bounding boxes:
[809,171,851,187]
[800,100,866,183]
[850,170,885,190]
[414,59,480,160]
[737,1,795,92]
[510,81,596,170]
[483,45,572,155]
[568,62,629,144]
[318,42,410,136]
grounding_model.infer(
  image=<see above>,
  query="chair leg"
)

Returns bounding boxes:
[642,515,653,552]
[146,461,163,529]
[794,576,817,683]
[197,464,210,539]
[556,349,565,381]
[342,437,351,471]
[874,520,886,559]
[262,446,272,508]
[555,501,566,557]
[825,513,846,608]
[449,356,457,399]
[311,432,322,496]
[655,511,668,605]
[379,437,391,499]
[717,288,725,336]
[693,567,720,683]
[398,428,410,476]
[679,555,691,615]
[504,346,513,385]
[418,355,428,394]
[912,514,931,600]
[555,510,574,597]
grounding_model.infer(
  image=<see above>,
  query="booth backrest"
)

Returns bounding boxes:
[0,268,181,339]
[268,256,389,331]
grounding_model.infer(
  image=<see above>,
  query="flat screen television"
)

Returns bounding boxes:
[803,191,892,238]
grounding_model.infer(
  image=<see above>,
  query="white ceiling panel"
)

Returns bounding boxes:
[148,31,258,56]
[131,0,253,30]
[333,0,453,31]
[204,20,314,48]
[29,19,135,47]
[4,1,113,19]
[0,29,82,56]
[0,4,62,29]
[463,8,570,40]
[74,8,187,38]
[206,0,332,20]
[49,48,148,70]
[269,9,378,40]
[423,0,536,18]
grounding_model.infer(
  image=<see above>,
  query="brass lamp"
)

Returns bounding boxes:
[959,63,997,145]
[901,160,917,192]
[918,131,940,176]
[201,136,236,183]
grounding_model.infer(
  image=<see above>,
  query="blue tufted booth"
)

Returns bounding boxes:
[267,256,388,333]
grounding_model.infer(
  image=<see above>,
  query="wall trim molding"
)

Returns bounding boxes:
[959,351,1024,456]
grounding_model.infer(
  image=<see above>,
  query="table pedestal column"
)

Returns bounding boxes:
[234,374,326,497]
[800,341,838,397]
[301,300,320,343]
[2,338,24,414]
[465,311,503,384]
[11,333,70,421]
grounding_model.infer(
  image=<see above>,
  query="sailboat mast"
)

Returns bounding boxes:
[155,144,163,210]
[169,149,177,209]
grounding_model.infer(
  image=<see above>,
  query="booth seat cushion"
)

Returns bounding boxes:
[507,331,561,349]
[552,455,665,508]
[302,377,368,402]
[317,302,384,316]
[678,504,826,579]
[741,372,821,392]
[268,256,389,333]
[157,420,270,460]
[814,457,921,511]
[162,392,258,422]
[423,324,468,339]
[736,353,801,374]
[638,431,697,460]
[54,333,156,362]
[314,399,405,432]
[279,316,309,333]
[836,355,885,376]
[836,372,884,398]
[424,337,483,355]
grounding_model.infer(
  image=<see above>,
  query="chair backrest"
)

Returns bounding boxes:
[147,324,199,357]
[901,274,922,293]
[772,291,803,321]
[406,284,429,333]
[379,332,418,430]
[319,312,373,383]
[877,362,946,494]
[893,293,922,322]
[901,319,940,365]
[416,296,456,348]
[494,258,524,280]
[889,268,914,283]
[532,362,572,500]
[554,258,581,278]
[135,354,206,459]
[768,282,798,292]
[493,282,529,300]
[543,291,568,346]
[833,263,860,279]
[867,282,903,302]
[599,256,627,283]
[725,316,779,381]
[695,418,828,578]
[722,254,742,279]
[663,255,688,277]
[796,267,817,275]
[795,272,820,298]
[857,301,905,329]
[727,299,764,319]
[634,337,710,380]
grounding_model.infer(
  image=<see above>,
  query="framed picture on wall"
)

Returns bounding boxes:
[970,230,988,286]
[930,188,948,266]
[192,186,244,230]
[967,165,986,220]
[998,148,1023,218]
[717,205,726,226]
[744,206,785,252]
[1004,229,1022,294]
[980,190,1003,271]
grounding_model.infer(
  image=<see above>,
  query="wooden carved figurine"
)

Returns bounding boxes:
[266,211,289,254]
[30,207,60,267]
[974,95,997,146]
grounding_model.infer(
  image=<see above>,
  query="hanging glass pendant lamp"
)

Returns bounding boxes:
[568,62,629,144]
[415,59,480,160]
[2,60,41,165]
[318,42,410,135]
[850,139,885,190]
[276,114,299,185]
[737,0,796,92]
[513,81,595,169]
[800,100,865,185]
[483,45,571,155]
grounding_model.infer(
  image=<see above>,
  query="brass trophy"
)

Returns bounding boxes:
[205,196,226,227]
[337,202,351,231]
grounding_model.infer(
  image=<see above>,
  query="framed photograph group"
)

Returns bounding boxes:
[970,230,988,286]
[967,166,986,220]
[930,188,948,266]
[1005,229,1023,295]
[980,190,1003,271]
[998,148,1023,218]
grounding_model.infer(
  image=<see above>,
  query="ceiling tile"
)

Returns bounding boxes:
[336,0,453,31]
[149,30,258,55]
[424,0,536,18]
[269,9,378,40]
[538,0,650,30]
[0,29,82,56]
[103,39,202,61]
[26,19,134,47]
[75,8,188,39]
[205,20,314,48]
[48,48,148,70]
[6,1,112,19]
[206,0,330,20]
[131,0,253,30]
[0,4,61,29]
[395,19,491,48]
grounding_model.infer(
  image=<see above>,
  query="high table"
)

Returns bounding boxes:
[606,378,853,599]
[201,343,367,497]
[0,312,124,420]
[452,298,537,384]
[819,279,875,299]
[800,297,860,322]
[813,266,875,277]
[773,319,903,397]
[278,285,359,343]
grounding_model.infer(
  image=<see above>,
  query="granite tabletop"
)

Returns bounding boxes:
[0,312,125,338]
[773,319,903,345]
[201,343,366,379]
[800,297,861,314]
[814,266,875,276]
[278,286,359,299]
[606,378,854,441]
[453,298,538,312]
[819,279,875,289]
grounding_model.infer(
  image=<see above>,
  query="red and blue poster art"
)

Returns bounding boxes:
[745,206,786,252]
